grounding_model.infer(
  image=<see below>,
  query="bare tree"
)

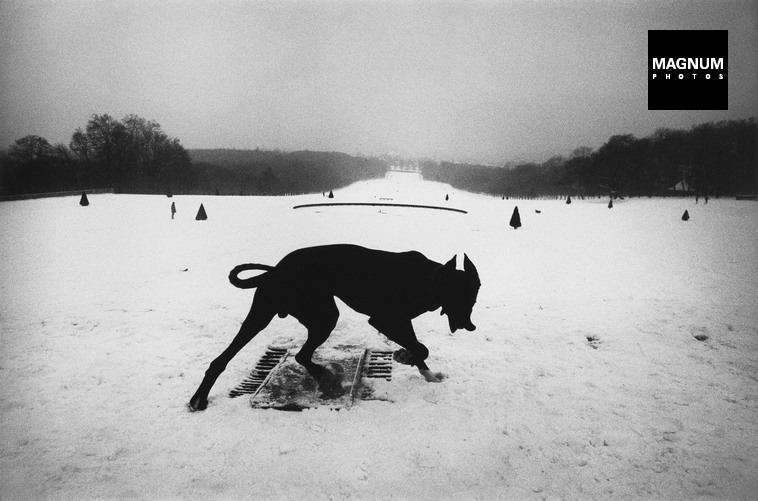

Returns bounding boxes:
[8,135,52,163]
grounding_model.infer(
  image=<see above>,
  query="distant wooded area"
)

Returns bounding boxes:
[188,149,387,195]
[1,115,755,198]
[423,118,757,198]
[0,114,388,197]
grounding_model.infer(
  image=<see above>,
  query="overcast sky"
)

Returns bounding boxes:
[1,0,756,164]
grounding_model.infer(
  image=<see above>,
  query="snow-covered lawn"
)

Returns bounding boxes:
[1,173,757,500]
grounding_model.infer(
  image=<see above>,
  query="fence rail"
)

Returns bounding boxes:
[0,188,114,202]
[293,202,467,214]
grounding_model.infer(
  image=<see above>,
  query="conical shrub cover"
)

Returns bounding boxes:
[328,190,334,199]
[566,196,572,204]
[509,206,521,229]
[196,203,208,220]
[682,210,689,221]
[608,199,613,209]
[79,192,89,206]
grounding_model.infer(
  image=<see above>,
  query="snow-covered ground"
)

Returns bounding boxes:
[1,172,757,500]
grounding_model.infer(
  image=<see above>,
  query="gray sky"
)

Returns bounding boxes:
[1,0,756,164]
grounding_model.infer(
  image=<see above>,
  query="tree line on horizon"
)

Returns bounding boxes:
[0,114,194,196]
[1,115,755,198]
[188,149,387,195]
[423,118,757,198]
[0,114,387,197]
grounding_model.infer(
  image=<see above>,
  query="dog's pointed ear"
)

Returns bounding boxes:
[463,254,480,285]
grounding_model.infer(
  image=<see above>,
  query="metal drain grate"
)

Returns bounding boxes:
[229,347,288,398]
[359,349,394,401]
[232,346,395,405]
[363,350,393,380]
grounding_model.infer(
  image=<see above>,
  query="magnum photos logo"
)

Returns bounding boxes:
[648,30,728,110]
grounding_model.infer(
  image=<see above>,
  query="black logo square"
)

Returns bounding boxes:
[648,30,728,110]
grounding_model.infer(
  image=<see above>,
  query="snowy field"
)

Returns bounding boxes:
[1,172,757,500]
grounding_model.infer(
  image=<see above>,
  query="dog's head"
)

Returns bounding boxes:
[438,254,481,333]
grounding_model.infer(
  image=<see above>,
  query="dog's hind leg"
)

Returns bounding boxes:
[292,297,344,398]
[188,293,277,412]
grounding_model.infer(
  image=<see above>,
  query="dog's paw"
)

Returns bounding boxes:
[188,396,208,412]
[419,369,445,383]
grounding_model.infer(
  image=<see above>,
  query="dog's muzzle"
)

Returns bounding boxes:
[442,306,476,333]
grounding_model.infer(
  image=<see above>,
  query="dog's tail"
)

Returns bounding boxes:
[229,263,274,289]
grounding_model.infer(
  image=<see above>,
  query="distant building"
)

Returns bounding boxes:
[387,163,422,180]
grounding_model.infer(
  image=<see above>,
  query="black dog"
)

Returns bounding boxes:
[188,244,480,411]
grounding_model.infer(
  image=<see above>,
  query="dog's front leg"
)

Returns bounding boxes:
[369,317,445,383]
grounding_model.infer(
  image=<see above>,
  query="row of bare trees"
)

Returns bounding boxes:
[564,119,757,197]
[423,118,757,198]
[1,114,194,196]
